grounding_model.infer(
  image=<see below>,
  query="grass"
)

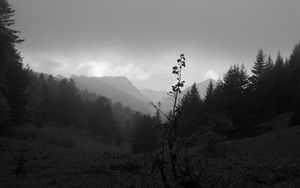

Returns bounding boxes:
[1,115,300,187]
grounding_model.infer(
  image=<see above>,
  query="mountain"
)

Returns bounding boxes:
[158,79,217,112]
[98,76,149,103]
[71,75,149,113]
[140,89,169,104]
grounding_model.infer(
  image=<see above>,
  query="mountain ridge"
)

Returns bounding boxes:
[71,75,150,114]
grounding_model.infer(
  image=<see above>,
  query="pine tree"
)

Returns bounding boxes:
[265,55,274,72]
[204,80,214,112]
[87,96,120,141]
[275,51,284,68]
[222,64,259,137]
[223,64,249,95]
[131,114,158,153]
[179,83,203,136]
[0,0,31,125]
[291,81,300,125]
[56,78,83,127]
[205,80,214,100]
[251,49,266,87]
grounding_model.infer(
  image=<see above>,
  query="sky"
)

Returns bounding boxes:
[11,0,300,90]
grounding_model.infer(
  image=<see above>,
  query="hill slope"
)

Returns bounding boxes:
[140,89,168,103]
[71,75,149,113]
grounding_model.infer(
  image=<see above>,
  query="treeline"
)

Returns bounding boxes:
[28,72,162,146]
[179,44,300,139]
[0,0,159,146]
[28,74,120,139]
[0,0,31,127]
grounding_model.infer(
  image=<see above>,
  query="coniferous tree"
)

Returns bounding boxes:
[86,96,120,141]
[221,64,258,137]
[223,64,249,98]
[179,83,204,136]
[288,42,300,86]
[291,81,300,125]
[204,80,214,113]
[251,49,266,87]
[265,55,274,73]
[56,78,83,127]
[0,0,31,125]
[272,52,290,113]
[131,114,159,153]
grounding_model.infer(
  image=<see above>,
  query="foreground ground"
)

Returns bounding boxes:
[1,117,300,187]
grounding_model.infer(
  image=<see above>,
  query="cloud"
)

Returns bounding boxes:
[25,52,152,82]
[14,0,300,90]
[77,61,151,81]
[205,70,220,81]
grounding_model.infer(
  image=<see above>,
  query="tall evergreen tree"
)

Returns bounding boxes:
[275,51,284,68]
[205,80,214,101]
[56,78,83,127]
[179,83,204,136]
[291,81,300,125]
[265,55,274,72]
[87,96,120,141]
[288,42,300,86]
[251,49,266,87]
[131,114,159,153]
[0,0,31,125]
[204,80,214,113]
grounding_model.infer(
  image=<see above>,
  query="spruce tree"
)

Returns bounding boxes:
[265,55,274,72]
[251,49,266,87]
[0,0,31,125]
[180,83,203,136]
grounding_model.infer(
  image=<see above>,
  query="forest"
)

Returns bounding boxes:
[1,0,300,187]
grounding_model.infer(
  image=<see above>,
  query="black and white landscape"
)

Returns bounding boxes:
[1,0,300,187]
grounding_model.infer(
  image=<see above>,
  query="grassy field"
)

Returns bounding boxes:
[1,116,300,187]
[0,125,149,188]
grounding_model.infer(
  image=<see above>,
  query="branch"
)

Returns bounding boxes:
[150,101,173,124]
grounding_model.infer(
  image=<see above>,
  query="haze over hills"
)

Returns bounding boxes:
[71,75,150,113]
[97,76,149,103]
[140,89,168,104]
[70,75,217,115]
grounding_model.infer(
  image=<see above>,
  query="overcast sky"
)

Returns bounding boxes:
[11,0,300,90]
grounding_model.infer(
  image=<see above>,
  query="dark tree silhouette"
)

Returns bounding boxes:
[131,114,159,153]
[179,83,204,136]
[251,49,266,87]
[0,0,31,125]
[56,78,83,128]
[86,96,120,141]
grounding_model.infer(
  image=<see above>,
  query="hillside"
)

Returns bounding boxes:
[0,125,139,188]
[140,89,168,104]
[1,116,300,187]
[71,75,149,114]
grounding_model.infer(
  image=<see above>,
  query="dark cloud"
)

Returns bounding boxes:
[11,0,300,90]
